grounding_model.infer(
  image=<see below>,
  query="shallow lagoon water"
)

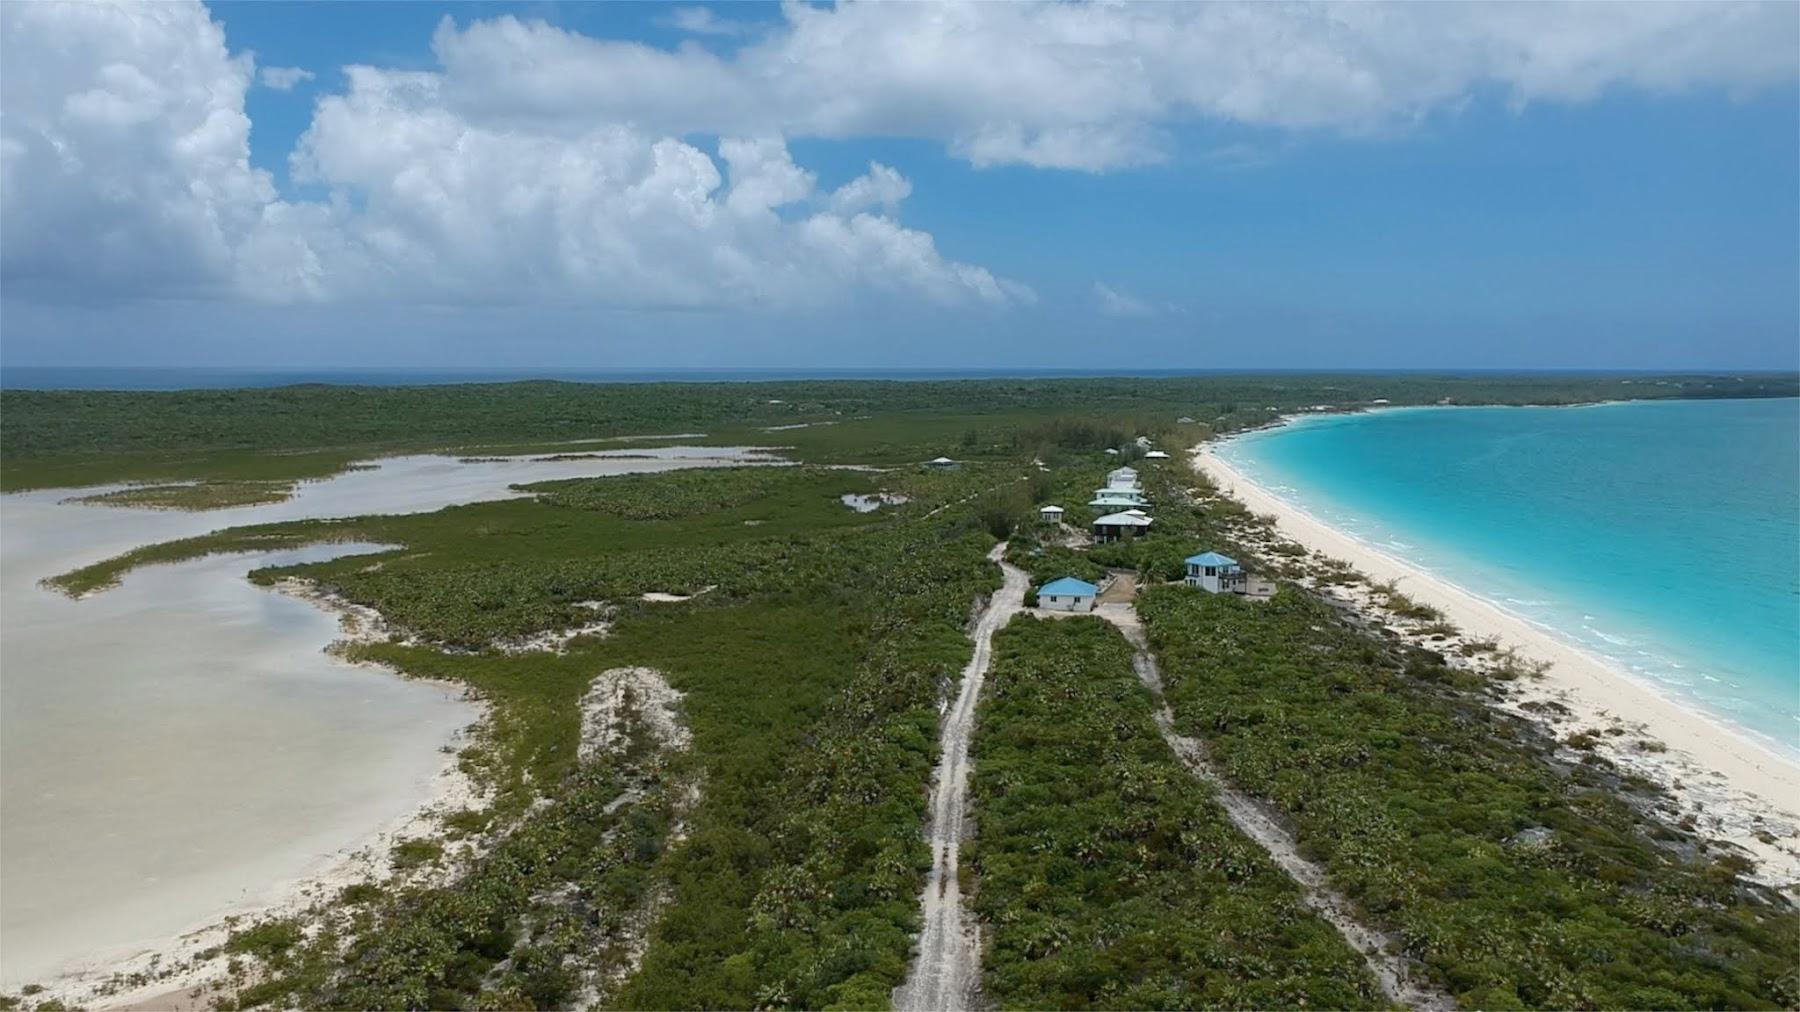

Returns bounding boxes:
[0,448,773,987]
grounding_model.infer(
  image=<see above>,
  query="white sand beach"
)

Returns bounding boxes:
[1194,442,1800,889]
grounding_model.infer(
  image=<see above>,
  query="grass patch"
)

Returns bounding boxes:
[66,479,297,511]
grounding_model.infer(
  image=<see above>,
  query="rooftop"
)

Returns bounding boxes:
[1095,511,1153,526]
[1186,551,1239,568]
[1039,577,1098,597]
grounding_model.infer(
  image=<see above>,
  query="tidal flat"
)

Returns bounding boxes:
[0,448,774,989]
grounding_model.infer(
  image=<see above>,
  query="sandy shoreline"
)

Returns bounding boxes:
[1193,440,1800,890]
[3,448,792,1005]
[13,577,491,1010]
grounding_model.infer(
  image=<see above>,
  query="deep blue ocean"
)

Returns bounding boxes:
[0,366,1684,390]
[0,366,1352,389]
[1219,399,1799,754]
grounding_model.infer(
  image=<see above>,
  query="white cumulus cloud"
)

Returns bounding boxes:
[3,0,1794,317]
[258,65,314,91]
[0,1,273,299]
[427,1,1798,171]
[666,7,752,38]
[1093,282,1156,318]
[0,1,1026,312]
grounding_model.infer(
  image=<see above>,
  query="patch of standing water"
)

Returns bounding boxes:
[0,447,778,990]
[840,491,909,512]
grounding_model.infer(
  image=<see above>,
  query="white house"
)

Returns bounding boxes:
[1106,466,1139,487]
[1037,576,1098,612]
[923,456,959,469]
[1185,551,1247,594]
[1039,504,1065,524]
[1093,511,1153,543]
[1098,478,1145,495]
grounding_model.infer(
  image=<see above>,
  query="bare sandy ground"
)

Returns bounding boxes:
[892,544,1028,1012]
[572,667,697,1010]
[580,666,693,759]
[1195,443,1800,889]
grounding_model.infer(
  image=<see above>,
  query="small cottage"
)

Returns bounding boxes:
[923,456,960,470]
[1185,551,1247,594]
[1093,511,1153,543]
[1039,504,1065,524]
[1037,576,1098,612]
[1143,450,1170,460]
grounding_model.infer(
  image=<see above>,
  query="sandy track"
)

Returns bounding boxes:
[892,543,1027,1012]
[1094,603,1454,1011]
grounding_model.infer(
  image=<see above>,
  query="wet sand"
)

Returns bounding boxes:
[0,448,775,990]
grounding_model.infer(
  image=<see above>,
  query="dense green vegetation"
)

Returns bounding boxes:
[970,617,1383,1009]
[519,465,824,519]
[107,460,1005,1010]
[11,375,1800,1011]
[1138,588,1800,1009]
[65,479,297,510]
[8,373,1792,490]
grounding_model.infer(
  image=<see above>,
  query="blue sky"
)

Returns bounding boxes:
[2,1,1797,370]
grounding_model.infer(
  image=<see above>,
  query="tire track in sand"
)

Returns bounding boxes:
[892,543,1027,1012]
[1094,602,1454,1011]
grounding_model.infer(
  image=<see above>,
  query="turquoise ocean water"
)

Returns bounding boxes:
[1218,398,1799,755]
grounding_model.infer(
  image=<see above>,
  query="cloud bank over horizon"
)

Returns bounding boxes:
[1,0,1795,367]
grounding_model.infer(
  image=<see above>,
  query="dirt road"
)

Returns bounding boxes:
[1094,602,1454,1011]
[892,543,1027,1012]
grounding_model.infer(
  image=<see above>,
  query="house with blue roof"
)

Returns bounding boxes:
[1038,576,1098,613]
[1185,551,1247,594]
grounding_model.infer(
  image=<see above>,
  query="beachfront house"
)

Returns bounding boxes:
[1037,576,1098,613]
[1185,551,1247,594]
[1107,466,1139,487]
[1090,488,1148,509]
[1039,504,1065,524]
[923,456,960,470]
[1093,511,1153,543]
